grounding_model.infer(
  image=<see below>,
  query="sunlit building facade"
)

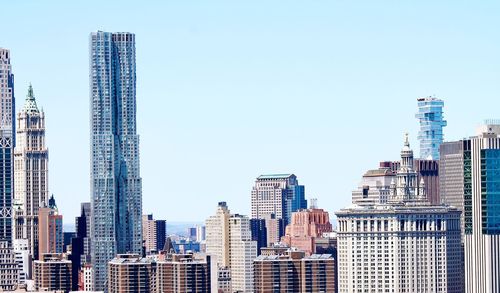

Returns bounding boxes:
[90,31,143,290]
[415,96,446,160]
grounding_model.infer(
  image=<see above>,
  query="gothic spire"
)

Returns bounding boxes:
[22,83,40,114]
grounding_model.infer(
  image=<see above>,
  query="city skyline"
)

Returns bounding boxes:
[2,1,500,223]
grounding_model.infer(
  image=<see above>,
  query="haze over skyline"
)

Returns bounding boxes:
[2,1,500,224]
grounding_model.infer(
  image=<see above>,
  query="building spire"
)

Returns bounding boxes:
[27,83,34,100]
[22,83,39,113]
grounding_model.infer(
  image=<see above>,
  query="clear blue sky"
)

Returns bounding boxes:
[3,1,500,225]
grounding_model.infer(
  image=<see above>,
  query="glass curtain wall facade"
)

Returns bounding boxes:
[89,31,142,291]
[416,97,446,160]
[0,49,15,243]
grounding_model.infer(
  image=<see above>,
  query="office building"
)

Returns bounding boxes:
[205,202,257,293]
[0,241,19,291]
[157,253,211,293]
[214,266,231,293]
[142,214,167,254]
[254,250,336,293]
[0,48,15,245]
[38,195,63,256]
[416,96,447,160]
[172,239,201,253]
[351,165,395,205]
[13,238,31,283]
[250,218,267,255]
[33,253,72,292]
[450,121,500,293]
[439,141,465,236]
[336,135,462,293]
[70,202,91,290]
[282,205,332,255]
[90,31,143,290]
[187,227,197,241]
[251,174,306,229]
[80,263,93,291]
[13,84,48,260]
[379,159,441,205]
[263,214,282,246]
[72,202,91,264]
[195,225,206,242]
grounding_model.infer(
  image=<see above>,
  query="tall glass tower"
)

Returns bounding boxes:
[89,31,143,291]
[0,48,15,243]
[415,97,447,160]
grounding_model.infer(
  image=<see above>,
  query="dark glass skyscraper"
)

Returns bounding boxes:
[89,31,142,291]
[0,48,15,243]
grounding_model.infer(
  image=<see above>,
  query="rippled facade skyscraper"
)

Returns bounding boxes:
[89,31,143,291]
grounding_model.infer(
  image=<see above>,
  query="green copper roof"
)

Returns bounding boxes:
[257,174,294,179]
[22,83,40,114]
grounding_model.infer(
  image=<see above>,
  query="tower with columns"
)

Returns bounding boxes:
[13,84,49,260]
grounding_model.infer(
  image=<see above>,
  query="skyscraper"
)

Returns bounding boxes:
[71,202,91,290]
[206,202,257,293]
[445,121,500,293]
[282,206,332,256]
[251,174,306,229]
[0,48,15,243]
[90,31,143,290]
[415,96,447,160]
[337,135,462,293]
[142,214,166,254]
[13,84,48,260]
[38,195,63,256]
[439,141,465,236]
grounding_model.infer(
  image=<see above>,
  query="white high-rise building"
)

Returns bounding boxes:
[13,239,31,283]
[13,85,48,260]
[336,134,463,293]
[196,225,206,242]
[351,166,395,205]
[206,202,257,293]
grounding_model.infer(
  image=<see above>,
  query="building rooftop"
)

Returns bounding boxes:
[21,84,40,114]
[255,254,333,261]
[363,168,395,177]
[336,202,461,216]
[257,174,294,180]
[109,254,155,265]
